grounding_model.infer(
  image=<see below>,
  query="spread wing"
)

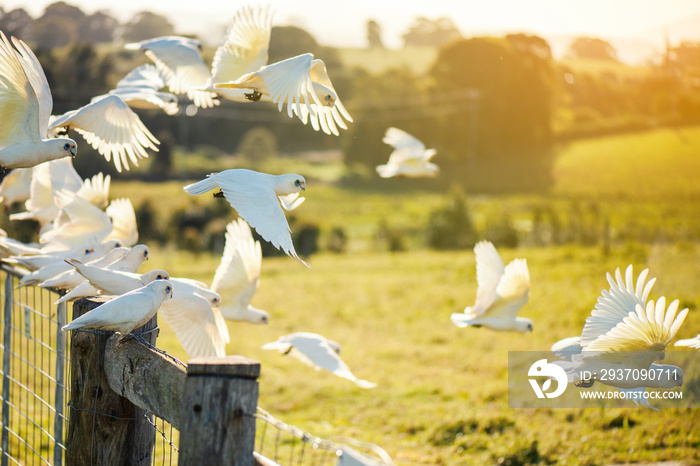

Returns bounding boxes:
[382,127,426,151]
[674,334,700,349]
[158,293,229,359]
[483,258,530,319]
[210,219,261,308]
[49,94,159,172]
[210,5,273,85]
[468,240,505,315]
[585,298,688,360]
[296,59,352,136]
[0,32,42,146]
[105,198,138,247]
[212,171,302,263]
[40,190,112,248]
[580,265,656,347]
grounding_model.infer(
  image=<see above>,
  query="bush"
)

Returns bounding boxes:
[483,214,519,248]
[426,187,477,250]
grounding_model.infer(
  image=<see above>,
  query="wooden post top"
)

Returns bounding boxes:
[186,355,261,379]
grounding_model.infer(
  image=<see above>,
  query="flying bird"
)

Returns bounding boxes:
[157,277,230,359]
[263,332,377,389]
[215,53,352,136]
[450,241,532,332]
[125,36,219,109]
[110,64,180,116]
[0,167,32,207]
[210,219,269,324]
[61,280,173,335]
[551,265,688,408]
[0,32,77,168]
[376,127,439,179]
[183,168,309,265]
[206,4,274,103]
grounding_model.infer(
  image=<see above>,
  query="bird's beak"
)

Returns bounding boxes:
[301,183,306,191]
[70,146,77,157]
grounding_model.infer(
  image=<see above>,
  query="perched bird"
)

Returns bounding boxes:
[450,241,532,332]
[125,36,219,109]
[39,246,129,290]
[0,32,77,168]
[210,219,269,324]
[58,257,166,304]
[109,64,180,116]
[3,238,122,272]
[551,265,688,408]
[183,169,308,265]
[263,332,376,389]
[215,53,352,136]
[62,280,173,335]
[675,334,700,350]
[49,94,160,173]
[376,127,439,179]
[206,4,274,102]
[157,277,229,359]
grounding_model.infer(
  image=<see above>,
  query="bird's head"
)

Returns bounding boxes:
[311,81,336,107]
[516,317,534,333]
[143,270,170,284]
[50,137,77,158]
[276,174,307,195]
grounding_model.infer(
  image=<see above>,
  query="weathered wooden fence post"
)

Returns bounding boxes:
[178,355,260,466]
[65,297,159,466]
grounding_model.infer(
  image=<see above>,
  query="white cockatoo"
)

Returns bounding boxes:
[125,36,219,109]
[675,334,700,350]
[551,265,688,409]
[263,332,377,389]
[376,127,439,179]
[451,241,532,332]
[109,64,180,115]
[39,246,130,290]
[62,280,173,335]
[210,219,269,324]
[157,276,230,359]
[215,53,353,136]
[184,169,308,265]
[48,93,160,173]
[206,4,274,102]
[0,32,77,168]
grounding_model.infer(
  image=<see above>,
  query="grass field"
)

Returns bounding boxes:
[108,125,700,464]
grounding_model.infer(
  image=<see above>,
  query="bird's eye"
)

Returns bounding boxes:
[63,143,71,151]
[325,95,332,101]
[84,249,90,255]
[294,179,301,187]
[156,274,163,280]
[143,251,148,258]
[165,286,172,293]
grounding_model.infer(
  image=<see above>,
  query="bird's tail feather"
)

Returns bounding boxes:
[183,177,217,195]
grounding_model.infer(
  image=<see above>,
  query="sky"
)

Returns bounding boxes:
[5,0,700,61]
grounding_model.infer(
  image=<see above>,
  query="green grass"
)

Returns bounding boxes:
[86,124,700,463]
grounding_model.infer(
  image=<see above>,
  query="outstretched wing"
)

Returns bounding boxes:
[580,265,656,347]
[106,198,138,247]
[210,5,273,85]
[211,219,261,309]
[382,127,425,151]
[469,240,505,315]
[0,32,42,146]
[49,94,160,172]
[483,258,530,319]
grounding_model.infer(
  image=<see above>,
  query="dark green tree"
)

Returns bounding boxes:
[0,8,33,39]
[121,11,175,42]
[402,16,461,48]
[568,37,618,61]
[78,10,119,43]
[367,19,384,48]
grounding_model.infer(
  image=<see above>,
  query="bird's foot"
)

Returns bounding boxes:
[575,379,595,388]
[244,89,262,102]
[213,190,225,198]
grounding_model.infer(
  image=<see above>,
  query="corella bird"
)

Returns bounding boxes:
[0,32,77,168]
[376,127,439,179]
[210,219,269,324]
[551,265,688,408]
[263,332,376,389]
[205,4,274,103]
[215,53,352,136]
[184,168,308,265]
[450,241,532,332]
[125,36,219,109]
[61,280,173,335]
[109,64,179,116]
